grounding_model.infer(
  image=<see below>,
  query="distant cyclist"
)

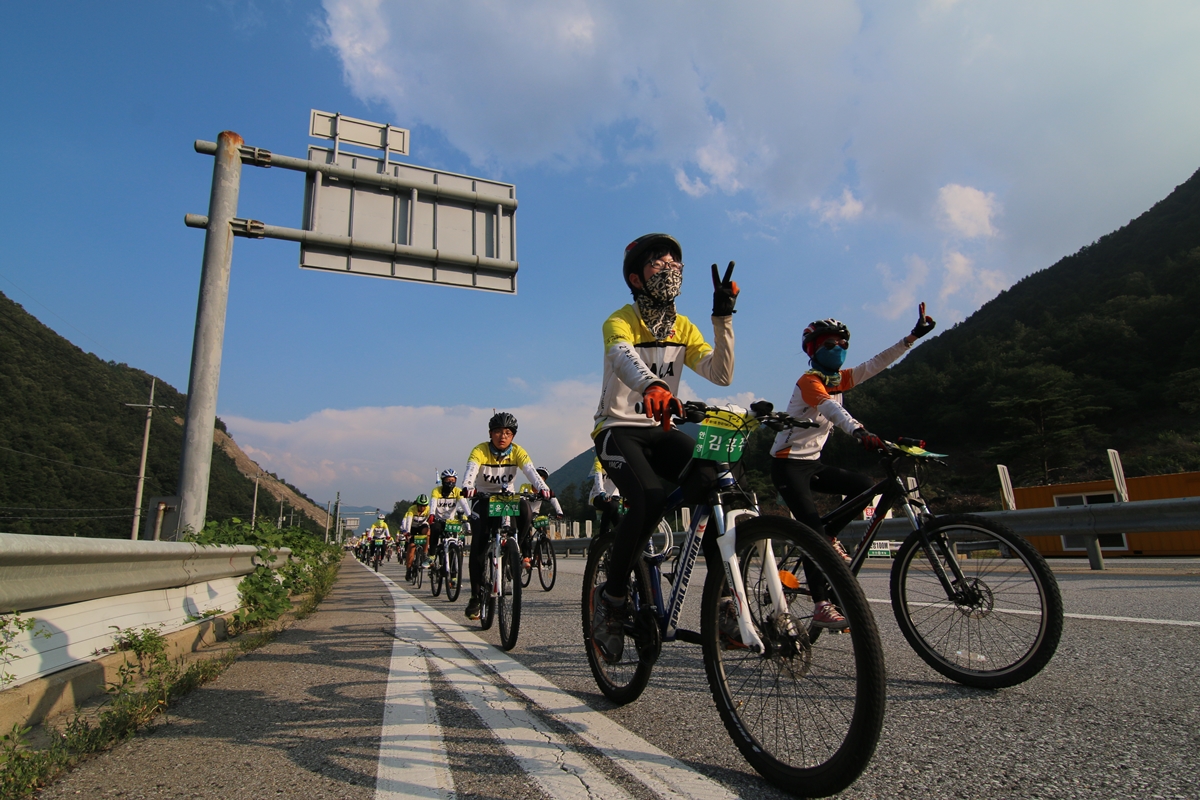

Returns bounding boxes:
[461,412,552,620]
[769,304,936,627]
[588,456,622,540]
[429,468,469,566]
[518,466,564,565]
[401,496,433,577]
[368,514,389,564]
[591,233,738,661]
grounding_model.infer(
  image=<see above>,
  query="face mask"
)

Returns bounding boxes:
[643,267,682,302]
[813,345,847,372]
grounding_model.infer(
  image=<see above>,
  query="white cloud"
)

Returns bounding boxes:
[675,168,709,197]
[225,379,599,509]
[937,184,1000,239]
[811,188,864,226]
[940,250,1008,304]
[866,256,930,320]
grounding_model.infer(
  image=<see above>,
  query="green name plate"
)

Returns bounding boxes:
[693,424,747,462]
[489,496,520,517]
[445,521,463,534]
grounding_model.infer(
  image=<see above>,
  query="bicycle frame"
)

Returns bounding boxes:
[824,456,978,604]
[637,463,789,655]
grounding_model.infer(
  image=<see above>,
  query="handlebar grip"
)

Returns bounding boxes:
[749,400,774,416]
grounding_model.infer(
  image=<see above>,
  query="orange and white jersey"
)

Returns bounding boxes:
[771,339,911,461]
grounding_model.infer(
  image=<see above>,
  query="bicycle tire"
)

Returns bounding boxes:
[498,538,522,651]
[520,547,533,588]
[581,532,658,705]
[537,536,557,591]
[702,516,886,798]
[890,514,1063,689]
[431,548,444,597]
[480,544,497,631]
[413,558,423,589]
[446,545,462,602]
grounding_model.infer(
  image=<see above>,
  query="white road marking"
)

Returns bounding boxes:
[368,563,737,800]
[868,597,1200,627]
[374,571,454,800]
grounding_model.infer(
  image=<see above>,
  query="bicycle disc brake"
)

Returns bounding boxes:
[953,578,995,619]
[765,613,813,678]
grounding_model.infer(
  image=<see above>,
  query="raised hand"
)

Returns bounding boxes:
[911,302,936,339]
[711,261,739,317]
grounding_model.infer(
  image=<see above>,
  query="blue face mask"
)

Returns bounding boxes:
[813,344,847,372]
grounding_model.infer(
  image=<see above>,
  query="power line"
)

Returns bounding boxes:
[0,445,142,478]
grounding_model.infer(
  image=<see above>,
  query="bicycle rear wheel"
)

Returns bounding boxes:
[891,514,1063,689]
[446,544,462,602]
[498,539,522,651]
[537,536,557,591]
[703,516,886,798]
[582,532,659,705]
[413,557,424,589]
[520,548,533,588]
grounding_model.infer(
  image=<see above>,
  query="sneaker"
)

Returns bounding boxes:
[522,557,532,570]
[464,596,481,621]
[830,537,851,563]
[590,584,627,663]
[718,598,746,649]
[812,600,850,630]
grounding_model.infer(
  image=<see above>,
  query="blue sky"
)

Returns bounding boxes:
[3,2,1199,509]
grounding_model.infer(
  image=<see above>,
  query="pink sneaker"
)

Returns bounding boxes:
[812,601,850,630]
[829,538,851,563]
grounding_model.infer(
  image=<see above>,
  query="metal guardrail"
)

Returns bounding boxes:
[0,533,288,613]
[549,497,1200,570]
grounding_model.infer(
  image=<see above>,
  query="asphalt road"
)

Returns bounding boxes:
[41,552,1200,799]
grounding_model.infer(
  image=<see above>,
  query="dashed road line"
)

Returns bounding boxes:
[868,597,1200,627]
[368,564,736,800]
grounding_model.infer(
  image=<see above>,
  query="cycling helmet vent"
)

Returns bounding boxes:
[414,494,430,507]
[802,318,851,356]
[440,468,457,479]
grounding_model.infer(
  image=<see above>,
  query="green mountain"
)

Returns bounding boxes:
[845,165,1200,503]
[0,290,323,538]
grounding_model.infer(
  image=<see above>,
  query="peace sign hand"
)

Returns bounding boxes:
[711,261,739,317]
[910,302,936,339]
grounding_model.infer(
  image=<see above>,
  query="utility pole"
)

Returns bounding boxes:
[333,491,341,544]
[176,131,244,537]
[324,500,331,543]
[277,500,284,528]
[250,471,261,528]
[126,379,172,540]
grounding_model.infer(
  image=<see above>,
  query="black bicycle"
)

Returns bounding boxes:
[477,487,527,651]
[430,517,466,602]
[582,402,887,798]
[520,515,558,591]
[816,435,1064,689]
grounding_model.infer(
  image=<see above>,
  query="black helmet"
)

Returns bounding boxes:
[488,411,518,434]
[623,233,681,293]
[802,318,850,356]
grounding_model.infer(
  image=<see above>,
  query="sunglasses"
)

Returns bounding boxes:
[820,337,849,350]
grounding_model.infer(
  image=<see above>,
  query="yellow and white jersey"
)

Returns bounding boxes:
[587,456,620,503]
[400,506,431,533]
[430,486,469,521]
[519,483,564,516]
[367,522,389,540]
[593,305,733,436]
[462,442,546,495]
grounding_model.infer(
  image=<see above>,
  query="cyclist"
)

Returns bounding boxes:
[591,233,739,661]
[400,495,433,578]
[368,514,389,564]
[518,467,564,566]
[769,304,936,627]
[461,412,552,620]
[587,456,622,539]
[429,468,469,569]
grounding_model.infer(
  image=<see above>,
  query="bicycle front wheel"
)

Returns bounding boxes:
[497,538,522,651]
[431,550,444,597]
[413,557,424,589]
[702,516,886,798]
[891,514,1063,689]
[520,547,533,588]
[446,544,462,602]
[480,547,497,631]
[582,532,659,705]
[537,536,557,591]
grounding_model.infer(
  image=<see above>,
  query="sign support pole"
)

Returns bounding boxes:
[176,131,243,538]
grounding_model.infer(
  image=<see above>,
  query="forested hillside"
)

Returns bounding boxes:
[0,290,323,538]
[844,166,1200,504]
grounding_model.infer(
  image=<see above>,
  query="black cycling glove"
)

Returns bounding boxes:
[712,261,739,317]
[911,302,936,339]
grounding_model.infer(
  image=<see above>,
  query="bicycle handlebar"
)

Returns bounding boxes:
[671,399,819,431]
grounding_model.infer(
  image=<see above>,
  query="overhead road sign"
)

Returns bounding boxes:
[310,109,409,157]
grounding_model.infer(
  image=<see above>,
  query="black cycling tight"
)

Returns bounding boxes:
[468,496,531,599]
[594,425,694,598]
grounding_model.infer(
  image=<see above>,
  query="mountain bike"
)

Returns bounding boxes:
[430,517,466,602]
[405,530,428,588]
[371,543,384,572]
[582,402,886,798]
[818,435,1064,689]
[520,515,558,591]
[478,487,527,651]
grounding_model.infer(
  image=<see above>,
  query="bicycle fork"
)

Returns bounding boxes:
[712,503,779,654]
